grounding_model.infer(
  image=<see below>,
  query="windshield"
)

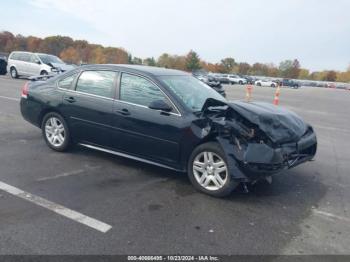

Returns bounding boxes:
[158,75,226,112]
[38,54,64,65]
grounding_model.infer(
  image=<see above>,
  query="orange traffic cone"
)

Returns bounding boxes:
[246,85,253,102]
[273,85,281,105]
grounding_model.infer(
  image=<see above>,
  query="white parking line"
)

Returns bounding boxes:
[313,209,350,223]
[313,124,350,134]
[37,169,85,181]
[0,181,112,233]
[0,95,20,102]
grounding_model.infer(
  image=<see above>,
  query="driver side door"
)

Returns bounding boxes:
[112,73,183,166]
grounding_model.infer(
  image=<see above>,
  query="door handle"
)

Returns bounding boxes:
[116,108,130,115]
[64,96,76,103]
[115,108,130,116]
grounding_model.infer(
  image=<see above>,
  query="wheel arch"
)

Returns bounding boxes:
[38,108,66,128]
[40,70,48,75]
[182,134,220,170]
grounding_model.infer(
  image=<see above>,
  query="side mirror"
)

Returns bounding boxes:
[149,99,172,112]
[35,60,41,65]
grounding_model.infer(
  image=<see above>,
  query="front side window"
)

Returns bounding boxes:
[120,73,170,108]
[38,54,64,65]
[30,55,40,64]
[58,73,78,89]
[75,71,116,99]
[158,75,226,112]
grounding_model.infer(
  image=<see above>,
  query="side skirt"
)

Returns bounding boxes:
[79,143,184,172]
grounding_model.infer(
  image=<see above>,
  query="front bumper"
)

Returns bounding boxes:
[219,127,317,182]
[242,127,317,180]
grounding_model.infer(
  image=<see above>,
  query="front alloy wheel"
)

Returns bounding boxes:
[188,142,238,197]
[42,113,71,151]
[193,151,228,191]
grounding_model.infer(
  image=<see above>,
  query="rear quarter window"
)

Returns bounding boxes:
[10,53,20,60]
[58,73,78,89]
[75,71,116,99]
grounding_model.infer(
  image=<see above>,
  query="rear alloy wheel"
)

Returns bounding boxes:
[10,67,18,79]
[42,113,71,151]
[188,142,238,197]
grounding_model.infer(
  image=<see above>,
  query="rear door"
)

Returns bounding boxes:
[60,70,118,147]
[27,54,42,76]
[16,53,31,75]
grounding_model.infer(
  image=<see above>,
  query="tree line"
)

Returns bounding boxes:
[1,31,349,82]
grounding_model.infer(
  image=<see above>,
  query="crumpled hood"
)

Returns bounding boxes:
[228,101,307,144]
[48,62,75,72]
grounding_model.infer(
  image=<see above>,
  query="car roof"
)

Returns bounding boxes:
[11,51,32,54]
[79,64,190,77]
[36,53,56,56]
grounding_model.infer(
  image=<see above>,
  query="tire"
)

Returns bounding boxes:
[257,83,261,86]
[188,142,238,197]
[40,70,48,75]
[41,112,71,152]
[239,81,243,85]
[10,67,18,79]
[271,83,276,87]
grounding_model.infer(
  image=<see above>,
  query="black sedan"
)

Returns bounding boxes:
[20,65,317,197]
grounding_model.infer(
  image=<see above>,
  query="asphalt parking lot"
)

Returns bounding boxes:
[0,75,349,255]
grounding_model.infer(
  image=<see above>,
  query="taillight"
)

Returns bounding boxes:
[21,82,29,99]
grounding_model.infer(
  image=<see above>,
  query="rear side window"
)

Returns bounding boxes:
[10,53,19,60]
[19,53,31,62]
[58,73,78,89]
[75,71,116,99]
[120,73,169,107]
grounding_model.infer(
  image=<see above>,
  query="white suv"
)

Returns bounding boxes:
[7,51,74,79]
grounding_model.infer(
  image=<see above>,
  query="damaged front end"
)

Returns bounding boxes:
[194,98,317,183]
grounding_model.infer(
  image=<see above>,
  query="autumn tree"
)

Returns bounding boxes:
[185,50,201,72]
[91,47,106,64]
[103,47,129,64]
[237,62,251,75]
[266,63,278,77]
[60,47,80,64]
[279,59,300,78]
[0,31,15,52]
[73,40,90,63]
[336,70,350,82]
[220,57,236,73]
[143,57,156,66]
[323,70,337,81]
[157,53,172,68]
[132,57,143,65]
[2,30,350,83]
[39,36,74,56]
[249,63,268,76]
[298,68,310,79]
[26,36,42,52]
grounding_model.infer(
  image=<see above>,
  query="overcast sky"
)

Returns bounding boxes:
[1,0,349,71]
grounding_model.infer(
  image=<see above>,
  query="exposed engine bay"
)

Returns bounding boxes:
[192,98,317,183]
